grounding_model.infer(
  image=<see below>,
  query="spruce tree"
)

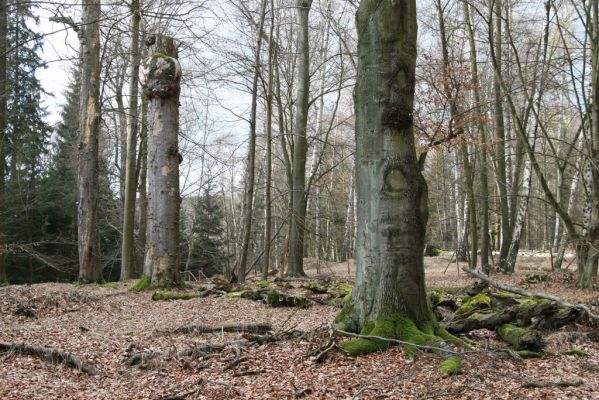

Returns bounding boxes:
[188,184,225,277]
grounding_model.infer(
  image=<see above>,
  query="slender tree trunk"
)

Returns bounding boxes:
[578,0,599,288]
[141,35,182,288]
[286,0,313,277]
[262,0,275,280]
[236,0,267,283]
[0,0,7,283]
[78,0,102,283]
[120,0,141,281]
[336,0,443,340]
[492,0,511,270]
[505,3,550,273]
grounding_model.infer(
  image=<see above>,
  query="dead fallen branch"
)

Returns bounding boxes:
[0,342,97,375]
[522,378,583,388]
[125,340,250,367]
[463,268,599,321]
[167,323,272,335]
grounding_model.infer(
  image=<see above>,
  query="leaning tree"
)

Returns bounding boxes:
[334,0,458,355]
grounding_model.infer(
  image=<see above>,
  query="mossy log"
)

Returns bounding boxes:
[433,284,582,337]
[266,290,309,308]
[497,324,544,351]
[152,291,204,301]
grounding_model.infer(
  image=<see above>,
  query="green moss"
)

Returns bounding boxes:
[334,301,353,325]
[130,276,154,292]
[497,323,527,341]
[258,280,273,289]
[266,291,308,308]
[440,356,463,376]
[307,281,328,293]
[519,298,551,310]
[456,292,491,314]
[517,350,545,358]
[339,314,443,358]
[143,51,174,64]
[562,348,588,357]
[0,278,9,287]
[339,282,353,295]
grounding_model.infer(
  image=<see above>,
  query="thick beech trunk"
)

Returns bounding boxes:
[77,0,102,283]
[286,0,312,277]
[336,1,446,349]
[141,35,182,288]
[120,0,141,280]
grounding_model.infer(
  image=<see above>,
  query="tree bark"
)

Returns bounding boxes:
[120,0,142,280]
[262,0,275,281]
[138,94,149,277]
[236,0,267,283]
[464,2,490,272]
[0,0,7,283]
[141,35,182,288]
[286,0,313,277]
[336,1,449,349]
[492,0,511,270]
[77,0,102,283]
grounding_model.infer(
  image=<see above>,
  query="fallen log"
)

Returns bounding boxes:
[0,342,97,375]
[497,324,544,351]
[463,268,599,321]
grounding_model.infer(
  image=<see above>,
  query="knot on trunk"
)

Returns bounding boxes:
[140,52,181,99]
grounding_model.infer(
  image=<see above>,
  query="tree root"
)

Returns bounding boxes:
[334,329,463,356]
[0,341,97,375]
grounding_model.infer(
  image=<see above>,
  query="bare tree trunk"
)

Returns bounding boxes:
[505,3,550,273]
[336,0,444,342]
[0,0,7,283]
[141,35,182,288]
[138,95,149,277]
[78,0,102,283]
[286,0,313,277]
[492,0,511,270]
[120,0,142,281]
[236,0,267,283]
[262,0,275,280]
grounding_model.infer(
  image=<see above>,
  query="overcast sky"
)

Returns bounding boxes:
[36,6,79,126]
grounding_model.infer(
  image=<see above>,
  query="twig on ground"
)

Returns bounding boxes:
[0,342,97,375]
[161,323,272,335]
[522,378,583,388]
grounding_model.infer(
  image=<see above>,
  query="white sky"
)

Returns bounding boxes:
[36,7,79,126]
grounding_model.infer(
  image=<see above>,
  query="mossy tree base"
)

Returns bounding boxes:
[336,309,464,359]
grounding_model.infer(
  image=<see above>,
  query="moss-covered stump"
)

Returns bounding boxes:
[497,324,544,351]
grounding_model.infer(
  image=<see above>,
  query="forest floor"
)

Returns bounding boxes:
[2,254,599,399]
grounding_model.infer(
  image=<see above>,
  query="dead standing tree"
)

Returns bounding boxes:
[141,35,182,288]
[77,0,102,283]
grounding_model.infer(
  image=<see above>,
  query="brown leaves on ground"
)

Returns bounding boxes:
[1,254,599,399]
